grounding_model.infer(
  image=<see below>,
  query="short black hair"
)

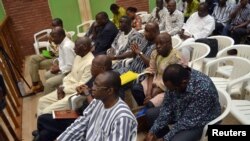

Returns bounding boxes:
[120,16,132,25]
[103,71,121,94]
[52,18,63,27]
[126,7,137,13]
[163,64,190,86]
[110,3,119,11]
[97,11,109,20]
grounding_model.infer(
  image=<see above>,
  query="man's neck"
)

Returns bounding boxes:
[124,28,132,35]
[103,97,119,108]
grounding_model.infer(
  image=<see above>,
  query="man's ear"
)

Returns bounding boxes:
[181,79,188,86]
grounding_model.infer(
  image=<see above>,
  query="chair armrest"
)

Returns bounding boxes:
[68,93,86,111]
[136,71,153,83]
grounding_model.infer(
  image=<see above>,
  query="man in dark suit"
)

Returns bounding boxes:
[85,12,118,55]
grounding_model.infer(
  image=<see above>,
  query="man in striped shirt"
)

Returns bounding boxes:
[212,0,233,35]
[57,71,137,141]
[222,0,250,44]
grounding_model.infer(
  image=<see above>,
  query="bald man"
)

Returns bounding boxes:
[43,26,76,94]
[163,0,184,36]
[37,37,93,116]
[29,20,75,95]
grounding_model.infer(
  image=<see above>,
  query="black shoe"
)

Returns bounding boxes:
[32,130,38,137]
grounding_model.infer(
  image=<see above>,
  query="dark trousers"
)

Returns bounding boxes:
[213,22,224,35]
[131,83,145,106]
[37,114,75,141]
[222,24,248,44]
[145,107,203,141]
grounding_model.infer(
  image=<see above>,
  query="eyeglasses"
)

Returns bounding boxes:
[92,84,109,91]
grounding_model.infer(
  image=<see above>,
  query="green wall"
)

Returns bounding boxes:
[0,0,6,22]
[149,0,156,12]
[90,0,115,20]
[48,0,81,40]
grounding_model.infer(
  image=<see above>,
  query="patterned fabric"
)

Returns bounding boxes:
[110,28,143,56]
[115,37,155,74]
[150,69,221,141]
[113,7,127,28]
[212,3,233,26]
[163,10,184,36]
[231,4,250,26]
[184,0,199,18]
[148,7,168,31]
[145,49,182,91]
[57,98,137,141]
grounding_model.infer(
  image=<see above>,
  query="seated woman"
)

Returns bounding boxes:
[126,7,143,31]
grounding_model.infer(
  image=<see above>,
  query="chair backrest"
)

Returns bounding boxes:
[200,88,231,141]
[178,42,210,68]
[216,44,250,60]
[33,29,52,54]
[205,56,250,80]
[208,35,234,51]
[172,36,182,48]
[136,11,148,15]
[68,94,86,111]
[76,20,94,36]
[138,13,151,23]
[67,31,75,39]
[33,29,52,43]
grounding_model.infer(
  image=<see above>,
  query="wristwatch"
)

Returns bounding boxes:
[139,52,143,55]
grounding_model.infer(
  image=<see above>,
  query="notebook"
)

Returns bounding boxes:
[42,50,52,59]
[120,71,138,85]
[52,110,79,119]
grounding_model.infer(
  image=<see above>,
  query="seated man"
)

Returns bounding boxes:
[107,16,143,68]
[222,0,250,44]
[148,0,168,31]
[43,27,76,94]
[212,0,233,35]
[178,2,215,62]
[85,12,118,55]
[131,32,183,108]
[56,71,137,141]
[115,22,160,75]
[145,64,221,141]
[126,7,143,31]
[163,0,184,36]
[110,3,126,28]
[33,55,112,141]
[37,37,94,116]
[179,2,215,41]
[29,18,72,94]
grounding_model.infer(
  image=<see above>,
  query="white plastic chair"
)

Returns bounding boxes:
[138,13,151,23]
[226,73,250,124]
[215,44,250,77]
[76,20,94,37]
[203,35,235,69]
[200,88,231,141]
[208,35,235,51]
[33,29,52,54]
[178,42,210,71]
[136,11,148,15]
[67,31,75,39]
[68,93,85,111]
[171,36,182,48]
[204,56,250,95]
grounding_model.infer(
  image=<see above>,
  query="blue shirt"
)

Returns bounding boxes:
[150,69,221,141]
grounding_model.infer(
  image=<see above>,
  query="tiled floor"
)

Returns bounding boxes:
[21,56,241,141]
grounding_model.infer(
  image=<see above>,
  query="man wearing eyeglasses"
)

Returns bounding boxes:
[57,71,137,141]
